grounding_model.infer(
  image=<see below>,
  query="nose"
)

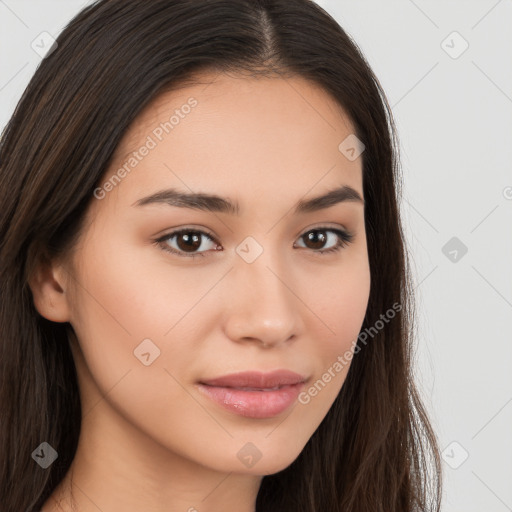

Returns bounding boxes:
[222,247,304,349]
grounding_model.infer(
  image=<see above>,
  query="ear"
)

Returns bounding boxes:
[28,253,72,323]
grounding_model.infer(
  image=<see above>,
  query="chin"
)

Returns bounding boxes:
[226,441,307,476]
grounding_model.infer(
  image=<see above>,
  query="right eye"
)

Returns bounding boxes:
[155,228,221,258]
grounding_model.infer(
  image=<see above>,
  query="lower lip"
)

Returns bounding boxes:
[197,382,305,419]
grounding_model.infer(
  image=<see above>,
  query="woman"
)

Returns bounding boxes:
[0,0,442,510]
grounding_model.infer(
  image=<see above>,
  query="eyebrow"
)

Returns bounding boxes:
[132,184,364,215]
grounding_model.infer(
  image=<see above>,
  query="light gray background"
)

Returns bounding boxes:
[1,1,511,510]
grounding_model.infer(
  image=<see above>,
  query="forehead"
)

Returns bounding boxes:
[105,71,363,208]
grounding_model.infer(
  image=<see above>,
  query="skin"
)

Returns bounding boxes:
[31,71,370,512]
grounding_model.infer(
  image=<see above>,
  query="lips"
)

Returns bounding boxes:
[197,370,307,419]
[200,370,307,389]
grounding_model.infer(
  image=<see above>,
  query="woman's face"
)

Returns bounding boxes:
[51,71,370,476]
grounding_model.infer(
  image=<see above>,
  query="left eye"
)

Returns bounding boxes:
[294,228,353,253]
[155,227,353,259]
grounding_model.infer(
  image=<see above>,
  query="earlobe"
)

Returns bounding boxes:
[28,255,72,323]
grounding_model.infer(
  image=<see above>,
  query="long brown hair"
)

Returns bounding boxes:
[0,1,442,510]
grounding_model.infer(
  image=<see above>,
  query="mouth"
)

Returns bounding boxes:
[197,370,308,419]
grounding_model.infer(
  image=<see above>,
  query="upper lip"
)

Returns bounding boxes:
[199,370,307,389]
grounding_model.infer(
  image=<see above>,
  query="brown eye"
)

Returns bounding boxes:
[295,228,354,255]
[156,229,219,258]
[156,226,353,260]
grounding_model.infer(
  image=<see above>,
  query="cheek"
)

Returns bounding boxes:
[70,231,218,340]
[70,232,370,392]
[67,251,223,462]
[66,237,229,413]
[311,252,371,347]
[298,254,370,402]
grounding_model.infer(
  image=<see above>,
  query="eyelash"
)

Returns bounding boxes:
[154,226,354,259]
